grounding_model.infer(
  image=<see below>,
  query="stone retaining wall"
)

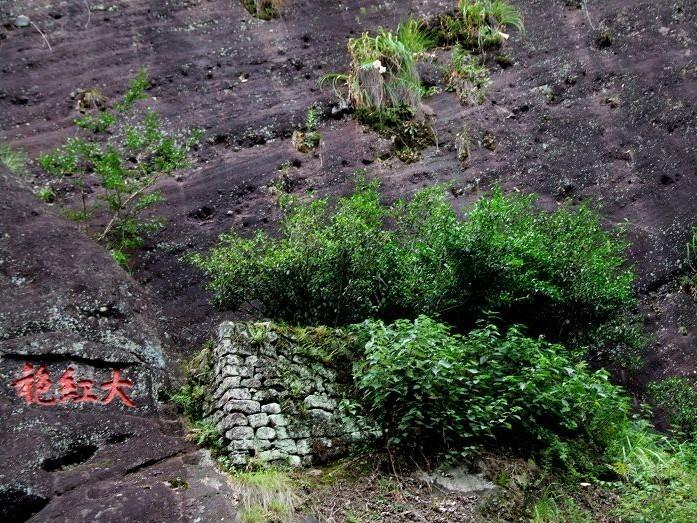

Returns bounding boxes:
[207,322,375,467]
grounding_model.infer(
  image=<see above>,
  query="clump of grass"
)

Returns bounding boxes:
[435,0,524,50]
[320,20,436,162]
[235,469,298,523]
[242,0,283,20]
[446,43,490,105]
[322,19,434,115]
[0,143,28,175]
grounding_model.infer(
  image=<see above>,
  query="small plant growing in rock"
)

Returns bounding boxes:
[320,19,436,163]
[321,19,434,116]
[455,125,472,161]
[39,70,201,268]
[436,0,524,50]
[241,0,283,20]
[0,143,28,175]
[446,43,490,105]
[36,185,56,203]
[291,105,321,153]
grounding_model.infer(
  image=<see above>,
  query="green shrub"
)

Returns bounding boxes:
[457,187,635,337]
[352,315,630,454]
[39,70,200,267]
[191,182,634,345]
[648,377,697,438]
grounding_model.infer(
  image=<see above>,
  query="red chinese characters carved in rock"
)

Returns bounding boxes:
[10,364,136,407]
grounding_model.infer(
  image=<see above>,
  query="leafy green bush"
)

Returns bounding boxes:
[191,182,634,345]
[39,70,200,267]
[648,377,697,438]
[352,315,629,454]
[457,187,634,337]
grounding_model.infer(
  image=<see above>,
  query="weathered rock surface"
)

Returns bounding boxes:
[0,169,239,522]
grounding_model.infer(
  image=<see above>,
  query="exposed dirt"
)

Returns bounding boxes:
[1,0,696,520]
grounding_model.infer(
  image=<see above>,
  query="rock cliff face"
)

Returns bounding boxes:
[0,168,239,522]
[208,322,377,468]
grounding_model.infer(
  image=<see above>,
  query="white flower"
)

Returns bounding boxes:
[372,59,387,74]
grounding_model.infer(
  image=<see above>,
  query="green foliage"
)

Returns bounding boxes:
[446,43,490,105]
[648,377,697,438]
[0,143,28,174]
[352,315,629,454]
[39,71,200,268]
[320,19,433,115]
[608,422,697,522]
[242,0,283,20]
[191,183,634,346]
[436,0,524,49]
[292,105,321,153]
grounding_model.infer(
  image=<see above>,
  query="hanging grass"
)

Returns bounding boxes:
[321,18,434,115]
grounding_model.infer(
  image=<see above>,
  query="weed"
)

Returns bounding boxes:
[36,186,56,203]
[446,43,490,105]
[292,105,321,153]
[241,0,283,20]
[0,143,27,175]
[455,125,472,161]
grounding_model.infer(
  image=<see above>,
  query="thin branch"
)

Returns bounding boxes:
[582,0,597,31]
[30,21,52,51]
[84,0,92,30]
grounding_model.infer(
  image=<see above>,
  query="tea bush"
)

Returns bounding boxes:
[352,315,629,453]
[191,182,634,344]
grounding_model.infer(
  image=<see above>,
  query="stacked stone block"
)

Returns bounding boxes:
[207,322,373,467]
